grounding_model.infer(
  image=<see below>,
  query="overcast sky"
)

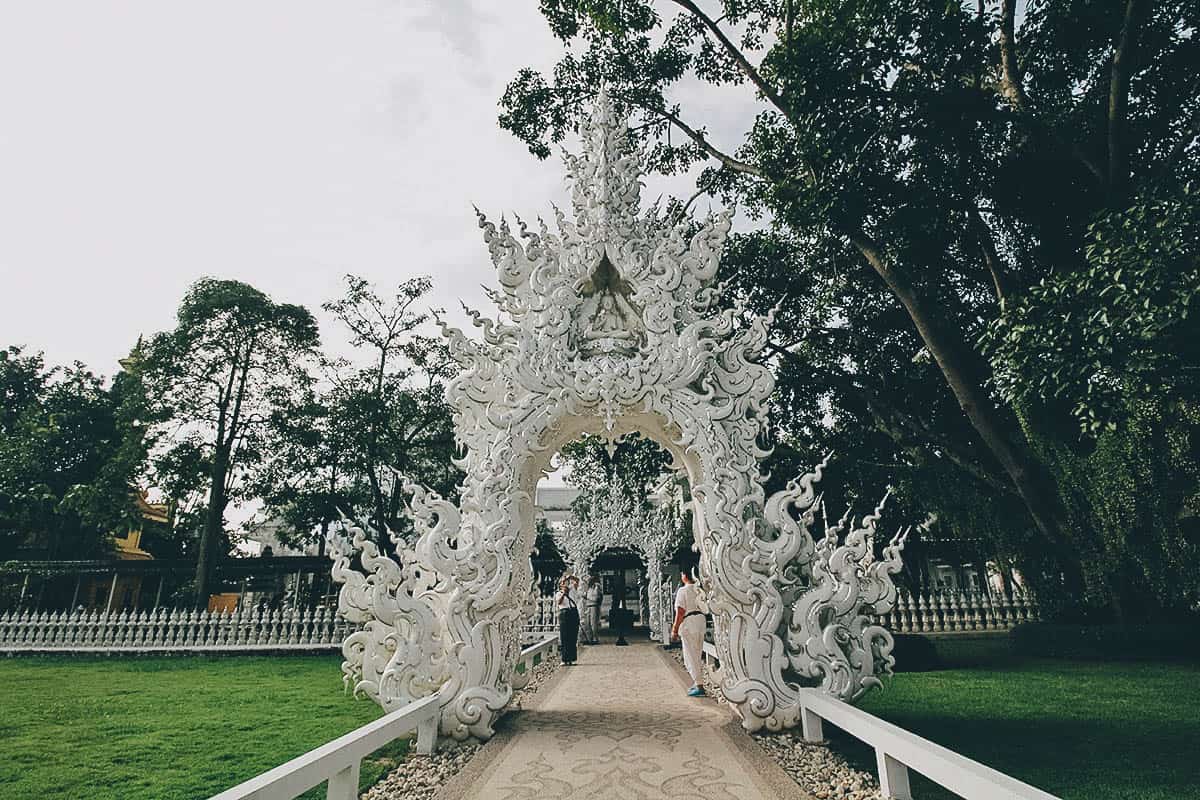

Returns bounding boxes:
[0,1,755,378]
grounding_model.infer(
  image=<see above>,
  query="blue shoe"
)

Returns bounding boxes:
[687,686,706,697]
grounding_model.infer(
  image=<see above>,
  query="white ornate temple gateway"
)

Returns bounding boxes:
[330,91,909,740]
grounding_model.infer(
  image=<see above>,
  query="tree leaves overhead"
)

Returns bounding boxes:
[501,0,1200,617]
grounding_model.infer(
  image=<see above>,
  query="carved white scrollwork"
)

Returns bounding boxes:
[553,481,687,640]
[329,90,909,738]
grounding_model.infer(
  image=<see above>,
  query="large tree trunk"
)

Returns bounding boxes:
[366,466,389,550]
[846,231,1084,587]
[194,446,230,609]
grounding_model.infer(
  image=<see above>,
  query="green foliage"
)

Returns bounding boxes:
[0,346,150,560]
[501,0,1200,618]
[311,275,460,546]
[253,275,460,551]
[250,387,365,551]
[142,279,320,601]
[986,185,1200,433]
[560,434,671,508]
[1021,396,1200,615]
[1011,621,1200,662]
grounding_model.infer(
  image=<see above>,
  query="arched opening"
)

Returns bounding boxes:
[532,429,695,647]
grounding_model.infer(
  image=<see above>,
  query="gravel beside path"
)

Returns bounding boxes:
[361,650,561,800]
[669,645,878,800]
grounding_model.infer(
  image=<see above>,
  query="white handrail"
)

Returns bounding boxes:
[511,633,559,689]
[797,689,1060,800]
[208,693,441,800]
[208,635,560,800]
[698,644,1059,800]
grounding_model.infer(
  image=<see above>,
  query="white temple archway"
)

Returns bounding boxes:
[330,91,909,741]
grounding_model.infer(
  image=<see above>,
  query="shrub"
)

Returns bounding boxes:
[890,634,943,672]
[1010,622,1200,662]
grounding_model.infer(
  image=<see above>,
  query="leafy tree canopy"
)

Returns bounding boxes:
[501,0,1200,618]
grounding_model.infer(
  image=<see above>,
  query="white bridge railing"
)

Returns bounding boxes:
[511,633,559,689]
[797,689,1060,800]
[700,642,1059,800]
[209,635,560,800]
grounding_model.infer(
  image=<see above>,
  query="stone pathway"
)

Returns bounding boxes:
[436,640,809,800]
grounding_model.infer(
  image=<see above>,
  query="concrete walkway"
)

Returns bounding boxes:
[437,639,809,800]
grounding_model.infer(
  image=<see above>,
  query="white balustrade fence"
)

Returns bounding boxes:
[0,590,1038,653]
[880,590,1040,634]
[525,589,1040,639]
[0,606,356,652]
[524,595,559,637]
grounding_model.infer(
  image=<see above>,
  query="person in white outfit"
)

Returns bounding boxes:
[671,570,707,697]
[583,575,602,644]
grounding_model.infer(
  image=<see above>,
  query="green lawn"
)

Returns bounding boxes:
[0,655,395,800]
[3,647,1197,800]
[846,640,1200,800]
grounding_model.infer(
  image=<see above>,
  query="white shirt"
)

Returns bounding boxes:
[674,583,700,614]
[585,584,602,605]
[556,587,579,610]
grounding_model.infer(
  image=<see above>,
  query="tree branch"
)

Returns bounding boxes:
[621,96,766,177]
[764,339,1016,497]
[665,0,818,182]
[966,206,1013,304]
[866,396,1018,498]
[1108,0,1149,205]
[989,5,1105,186]
[667,0,791,120]
[997,0,1029,111]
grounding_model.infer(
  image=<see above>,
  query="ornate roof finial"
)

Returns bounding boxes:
[564,86,643,247]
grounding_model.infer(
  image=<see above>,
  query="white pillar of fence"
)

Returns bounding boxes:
[883,590,1039,634]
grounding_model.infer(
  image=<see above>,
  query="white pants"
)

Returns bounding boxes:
[679,614,706,686]
[588,605,601,640]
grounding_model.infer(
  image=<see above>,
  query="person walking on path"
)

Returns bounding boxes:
[557,575,581,665]
[671,570,707,696]
[583,575,602,644]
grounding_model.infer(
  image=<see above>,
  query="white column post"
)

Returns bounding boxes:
[324,760,361,800]
[876,750,912,800]
[801,707,824,743]
[106,572,119,612]
[415,711,438,756]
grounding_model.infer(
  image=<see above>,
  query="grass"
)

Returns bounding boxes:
[3,642,1197,800]
[841,637,1200,800]
[0,655,398,800]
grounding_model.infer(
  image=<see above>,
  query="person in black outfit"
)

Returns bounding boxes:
[557,575,580,664]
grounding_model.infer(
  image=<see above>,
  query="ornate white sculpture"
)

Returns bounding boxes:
[330,90,909,739]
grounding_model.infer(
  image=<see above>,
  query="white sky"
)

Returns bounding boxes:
[0,1,756,378]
